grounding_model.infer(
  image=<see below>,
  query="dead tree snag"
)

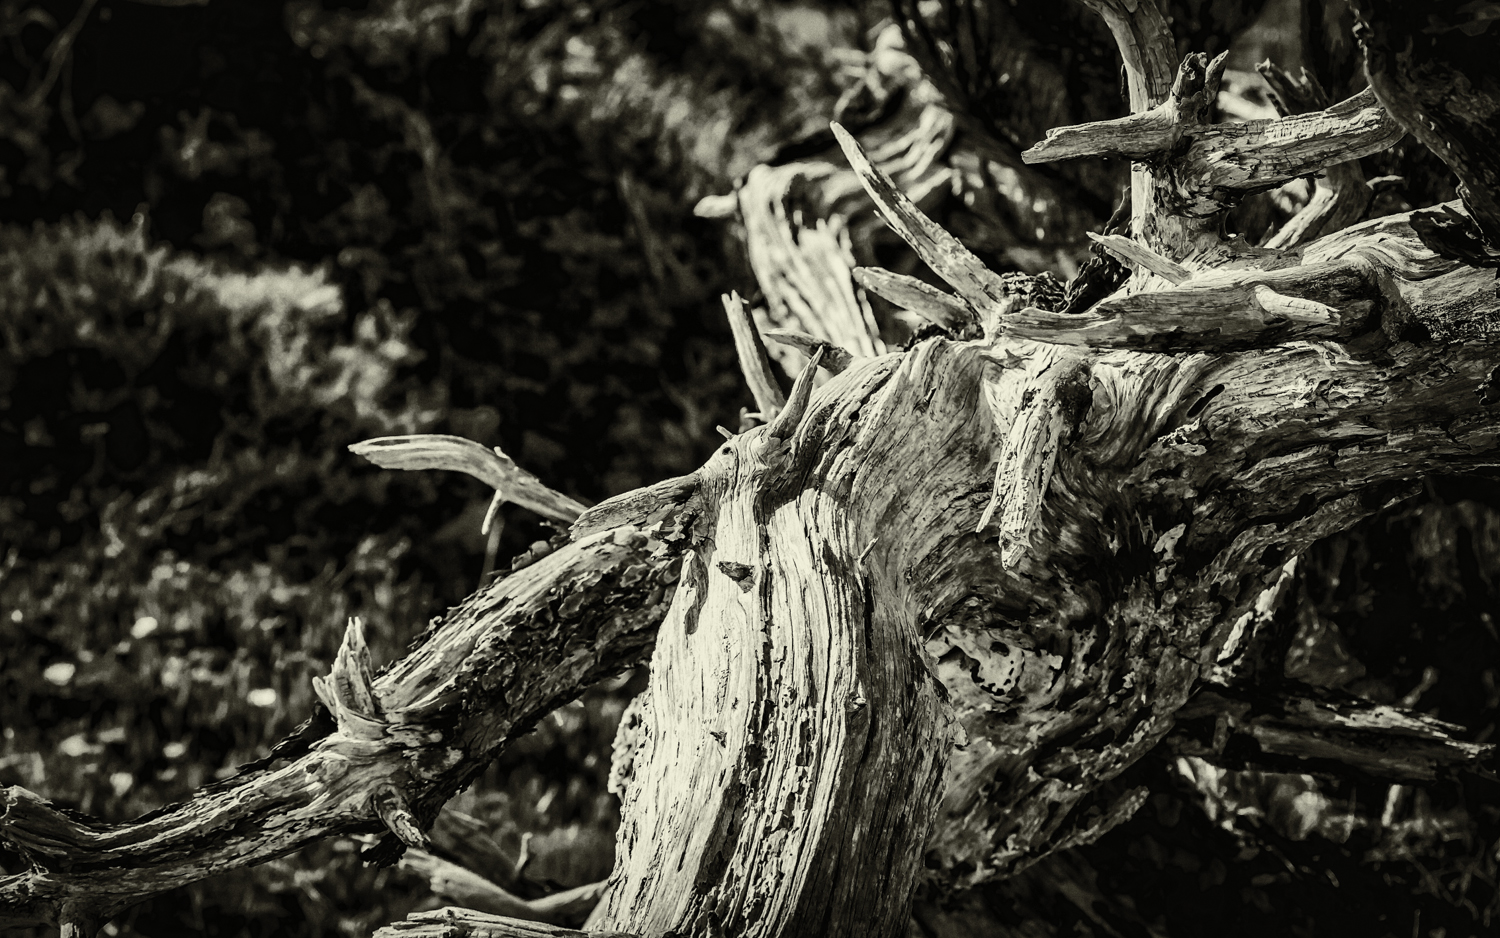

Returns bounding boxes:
[5,3,1500,936]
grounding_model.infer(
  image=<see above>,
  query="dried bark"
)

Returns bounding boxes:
[5,3,1500,937]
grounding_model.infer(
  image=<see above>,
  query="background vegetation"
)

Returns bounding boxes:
[1,1,1497,936]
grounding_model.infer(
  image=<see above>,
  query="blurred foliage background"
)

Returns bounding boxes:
[0,1,1497,936]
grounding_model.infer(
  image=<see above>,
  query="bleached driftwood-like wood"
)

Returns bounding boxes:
[1021,50,1225,168]
[722,291,786,420]
[763,329,854,374]
[735,164,885,368]
[1024,86,1398,209]
[833,123,1013,320]
[1085,232,1190,284]
[400,850,604,926]
[375,907,621,938]
[7,4,1500,938]
[852,266,974,332]
[8,217,1500,935]
[1003,251,1388,351]
[350,435,588,528]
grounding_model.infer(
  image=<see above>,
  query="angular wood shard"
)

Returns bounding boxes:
[764,346,825,442]
[1086,233,1190,284]
[833,122,1012,319]
[723,291,787,420]
[371,783,431,851]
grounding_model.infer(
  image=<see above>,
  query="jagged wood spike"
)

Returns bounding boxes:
[852,266,973,331]
[1086,233,1190,284]
[763,329,853,374]
[312,617,386,740]
[832,122,1010,319]
[764,346,825,442]
[371,783,431,852]
[350,436,587,524]
[722,292,786,420]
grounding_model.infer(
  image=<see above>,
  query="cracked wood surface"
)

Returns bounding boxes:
[0,528,679,929]
[8,4,1500,937]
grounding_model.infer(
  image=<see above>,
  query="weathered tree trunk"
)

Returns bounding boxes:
[5,2,1500,936]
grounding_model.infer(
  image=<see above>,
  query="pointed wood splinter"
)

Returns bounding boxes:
[723,292,787,420]
[832,122,1006,323]
[852,267,973,331]
[350,436,587,525]
[312,617,386,740]
[764,347,825,442]
[1086,233,1190,284]
[371,783,430,852]
[763,329,853,374]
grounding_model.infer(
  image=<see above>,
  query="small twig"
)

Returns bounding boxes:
[350,435,587,524]
[764,347,825,442]
[25,0,98,109]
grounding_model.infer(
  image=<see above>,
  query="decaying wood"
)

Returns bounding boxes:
[762,329,853,374]
[7,3,1500,937]
[350,435,589,534]
[834,123,1013,323]
[852,266,974,332]
[723,291,787,420]
[374,907,624,938]
[0,525,680,930]
[399,850,603,926]
[1171,685,1492,783]
[734,163,886,373]
[1353,0,1500,260]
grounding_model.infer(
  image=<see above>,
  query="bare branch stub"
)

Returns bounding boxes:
[763,329,854,374]
[349,436,588,524]
[722,291,787,421]
[374,907,627,938]
[852,266,975,333]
